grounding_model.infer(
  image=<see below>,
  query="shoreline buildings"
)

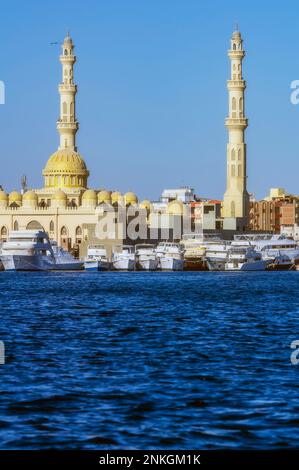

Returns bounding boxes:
[0,30,297,252]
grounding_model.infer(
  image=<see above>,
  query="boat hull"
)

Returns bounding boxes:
[53,261,84,271]
[159,257,184,271]
[136,258,159,271]
[0,254,54,271]
[84,260,111,271]
[184,257,208,271]
[113,259,135,271]
[225,259,270,271]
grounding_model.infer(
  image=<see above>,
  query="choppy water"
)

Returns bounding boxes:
[0,271,299,449]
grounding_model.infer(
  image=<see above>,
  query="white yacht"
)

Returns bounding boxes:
[202,237,231,271]
[225,245,272,271]
[0,230,55,271]
[84,245,111,271]
[234,234,299,270]
[156,242,184,271]
[135,244,159,271]
[112,245,135,271]
[51,241,83,271]
[180,234,207,271]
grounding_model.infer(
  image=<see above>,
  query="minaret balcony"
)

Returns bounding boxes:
[59,84,77,93]
[57,120,79,131]
[227,80,246,90]
[225,117,248,129]
[228,50,245,59]
[60,55,76,64]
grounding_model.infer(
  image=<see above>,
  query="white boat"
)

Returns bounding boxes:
[225,245,272,271]
[51,241,83,271]
[156,242,184,271]
[84,245,111,271]
[112,245,135,271]
[0,230,55,271]
[135,244,159,271]
[202,237,231,271]
[234,234,299,270]
[180,234,207,271]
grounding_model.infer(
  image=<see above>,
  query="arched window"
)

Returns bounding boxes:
[238,148,241,160]
[63,102,67,114]
[232,97,236,110]
[238,165,242,177]
[233,43,236,51]
[50,221,54,232]
[231,201,236,217]
[231,149,236,160]
[1,226,7,237]
[61,226,68,236]
[26,220,43,230]
[13,220,19,231]
[239,97,243,114]
[64,49,68,55]
[75,226,82,236]
[231,165,235,177]
[70,102,74,116]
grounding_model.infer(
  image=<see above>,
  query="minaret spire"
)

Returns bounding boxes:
[223,29,249,230]
[57,32,78,151]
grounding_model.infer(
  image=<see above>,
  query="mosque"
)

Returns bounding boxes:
[0,29,250,254]
[0,33,149,255]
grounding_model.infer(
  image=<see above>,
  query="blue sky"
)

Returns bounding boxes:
[0,0,298,200]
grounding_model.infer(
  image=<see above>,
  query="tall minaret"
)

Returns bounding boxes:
[57,32,78,151]
[223,29,249,229]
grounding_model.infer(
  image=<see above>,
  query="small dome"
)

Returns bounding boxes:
[124,191,138,205]
[23,190,37,201]
[82,189,97,201]
[167,199,184,215]
[0,190,8,201]
[111,191,122,204]
[53,189,67,201]
[232,30,241,39]
[64,32,73,45]
[140,199,151,211]
[98,190,111,204]
[9,191,22,204]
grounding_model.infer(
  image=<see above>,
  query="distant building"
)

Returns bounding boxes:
[249,188,299,239]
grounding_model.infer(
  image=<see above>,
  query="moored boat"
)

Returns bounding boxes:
[0,230,55,271]
[225,245,272,271]
[112,245,135,271]
[135,244,159,271]
[156,242,184,271]
[84,245,111,271]
[51,241,84,271]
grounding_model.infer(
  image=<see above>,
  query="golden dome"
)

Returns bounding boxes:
[53,189,67,201]
[43,149,89,189]
[82,189,97,201]
[111,191,122,204]
[0,190,8,201]
[140,199,151,211]
[9,191,22,205]
[23,190,37,201]
[98,190,111,204]
[124,191,138,205]
[167,200,184,215]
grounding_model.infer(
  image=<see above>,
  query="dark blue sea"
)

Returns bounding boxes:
[0,271,299,449]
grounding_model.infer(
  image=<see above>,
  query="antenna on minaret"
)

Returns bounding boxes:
[234,22,239,31]
[21,175,27,194]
